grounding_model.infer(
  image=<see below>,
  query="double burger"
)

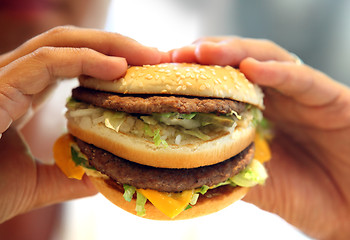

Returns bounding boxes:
[54,63,270,220]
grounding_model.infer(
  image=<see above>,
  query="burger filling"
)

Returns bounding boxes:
[66,87,262,146]
[59,86,268,219]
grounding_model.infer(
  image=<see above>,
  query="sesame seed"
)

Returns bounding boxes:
[146,74,153,80]
[176,86,182,91]
[186,82,192,86]
[200,85,206,90]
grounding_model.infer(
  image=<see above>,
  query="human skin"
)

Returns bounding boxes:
[0,26,170,223]
[172,37,350,240]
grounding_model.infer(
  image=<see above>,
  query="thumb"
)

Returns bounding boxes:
[0,128,97,223]
[34,164,98,209]
[239,57,342,106]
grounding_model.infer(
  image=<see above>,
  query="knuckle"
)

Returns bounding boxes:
[44,25,76,37]
[30,46,56,60]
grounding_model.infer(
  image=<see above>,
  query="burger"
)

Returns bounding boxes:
[53,63,270,220]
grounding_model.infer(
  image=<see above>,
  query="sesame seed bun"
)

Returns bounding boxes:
[79,63,264,109]
[88,174,249,220]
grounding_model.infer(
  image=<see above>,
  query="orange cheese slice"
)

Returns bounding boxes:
[137,189,194,219]
[53,134,85,180]
[254,133,271,163]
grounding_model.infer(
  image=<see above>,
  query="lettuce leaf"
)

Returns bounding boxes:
[70,145,95,169]
[135,191,147,216]
[230,159,268,187]
[143,124,168,147]
[123,184,136,202]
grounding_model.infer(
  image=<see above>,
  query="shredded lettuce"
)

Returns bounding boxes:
[153,129,168,147]
[195,113,235,127]
[231,159,268,187]
[123,184,136,202]
[154,112,197,120]
[250,106,263,127]
[152,113,201,129]
[189,193,199,205]
[135,191,147,216]
[182,129,210,141]
[140,116,158,125]
[66,97,80,109]
[104,111,126,132]
[70,145,95,169]
[143,124,168,147]
[198,185,210,195]
[144,124,154,137]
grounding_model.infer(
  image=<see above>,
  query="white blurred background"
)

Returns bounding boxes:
[56,0,350,239]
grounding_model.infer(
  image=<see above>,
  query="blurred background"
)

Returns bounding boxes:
[56,0,349,239]
[104,0,350,86]
[1,0,349,239]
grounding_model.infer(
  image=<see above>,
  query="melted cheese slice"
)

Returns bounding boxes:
[53,134,85,180]
[254,133,271,163]
[137,189,194,219]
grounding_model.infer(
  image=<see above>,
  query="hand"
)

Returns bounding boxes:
[0,26,170,223]
[172,37,350,239]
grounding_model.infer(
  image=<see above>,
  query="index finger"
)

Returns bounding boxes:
[172,37,294,65]
[0,26,166,67]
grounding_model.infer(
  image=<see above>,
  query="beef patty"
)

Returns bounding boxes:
[72,87,246,115]
[76,139,254,192]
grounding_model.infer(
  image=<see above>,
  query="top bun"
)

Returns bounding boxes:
[79,63,264,109]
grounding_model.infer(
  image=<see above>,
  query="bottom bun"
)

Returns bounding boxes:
[89,175,249,220]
